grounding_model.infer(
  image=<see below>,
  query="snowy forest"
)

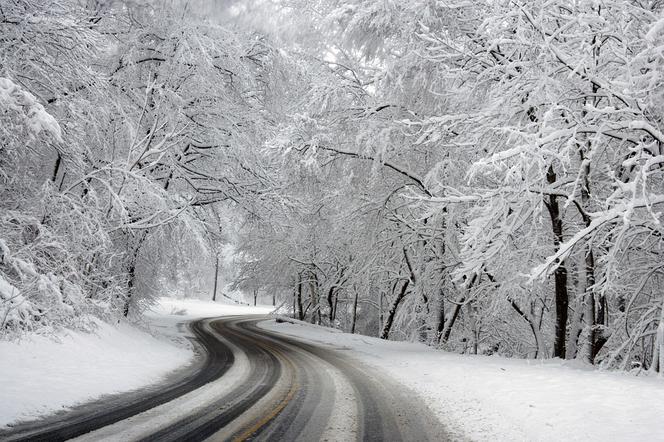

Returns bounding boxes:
[1,0,664,373]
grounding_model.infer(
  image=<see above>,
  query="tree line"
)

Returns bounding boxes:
[234,0,664,372]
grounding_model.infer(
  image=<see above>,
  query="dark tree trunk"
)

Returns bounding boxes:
[552,265,569,359]
[333,296,339,324]
[545,165,569,359]
[309,271,321,325]
[380,279,410,339]
[440,297,463,344]
[440,274,478,344]
[51,152,62,183]
[212,255,219,302]
[58,171,67,191]
[379,291,384,331]
[579,186,608,362]
[123,262,135,317]
[327,286,336,323]
[436,289,445,340]
[419,288,431,342]
[328,267,344,324]
[122,232,147,317]
[296,273,304,321]
[350,288,359,334]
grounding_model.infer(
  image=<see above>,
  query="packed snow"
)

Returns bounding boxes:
[261,317,664,442]
[0,297,273,428]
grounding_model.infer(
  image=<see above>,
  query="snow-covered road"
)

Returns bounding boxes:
[2,298,663,441]
[2,316,448,441]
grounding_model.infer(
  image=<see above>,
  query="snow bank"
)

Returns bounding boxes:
[261,318,664,442]
[0,319,192,428]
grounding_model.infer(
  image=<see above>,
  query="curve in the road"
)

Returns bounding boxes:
[0,320,235,442]
[1,316,450,442]
[137,320,286,442]
[232,319,447,442]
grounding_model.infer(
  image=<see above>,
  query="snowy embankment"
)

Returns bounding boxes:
[261,318,664,442]
[0,297,272,428]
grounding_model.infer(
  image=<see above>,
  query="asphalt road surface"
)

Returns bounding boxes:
[0,316,449,442]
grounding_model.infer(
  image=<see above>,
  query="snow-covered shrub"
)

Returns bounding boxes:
[0,77,122,336]
[0,204,120,336]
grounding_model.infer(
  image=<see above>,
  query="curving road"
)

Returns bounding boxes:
[1,316,449,442]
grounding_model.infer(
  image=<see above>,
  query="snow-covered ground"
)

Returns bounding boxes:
[148,296,273,320]
[261,318,664,442]
[0,297,273,428]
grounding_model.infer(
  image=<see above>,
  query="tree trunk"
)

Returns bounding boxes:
[380,279,410,339]
[468,303,479,354]
[378,290,384,335]
[308,270,321,325]
[253,289,257,306]
[436,289,445,340]
[328,267,344,324]
[296,273,304,320]
[650,300,664,375]
[579,58,607,363]
[440,295,464,344]
[212,255,219,302]
[333,296,339,324]
[122,232,147,317]
[350,288,359,334]
[546,164,569,359]
[419,289,431,342]
[51,152,62,183]
[327,286,336,323]
[566,288,585,360]
[510,299,546,358]
[123,262,135,317]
